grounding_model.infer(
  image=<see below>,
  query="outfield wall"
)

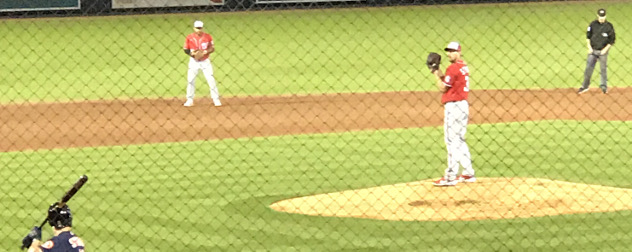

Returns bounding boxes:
[1,0,557,17]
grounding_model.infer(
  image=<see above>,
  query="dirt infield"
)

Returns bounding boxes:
[1,87,630,152]
[2,87,631,221]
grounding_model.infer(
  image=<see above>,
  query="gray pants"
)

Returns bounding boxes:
[581,50,608,89]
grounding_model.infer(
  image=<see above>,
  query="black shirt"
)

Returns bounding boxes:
[587,20,615,50]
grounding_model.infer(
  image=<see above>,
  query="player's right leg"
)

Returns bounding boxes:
[434,103,460,187]
[579,53,598,93]
[185,59,200,106]
[434,143,459,186]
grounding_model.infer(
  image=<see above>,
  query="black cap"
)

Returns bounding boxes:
[598,8,606,17]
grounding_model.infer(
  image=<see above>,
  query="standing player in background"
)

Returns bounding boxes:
[183,20,222,107]
[428,42,475,187]
[578,8,615,94]
[21,204,85,252]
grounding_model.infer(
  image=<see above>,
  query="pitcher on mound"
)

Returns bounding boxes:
[427,42,475,187]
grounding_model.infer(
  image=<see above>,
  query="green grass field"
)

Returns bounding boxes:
[3,120,632,250]
[2,1,632,251]
[0,2,631,102]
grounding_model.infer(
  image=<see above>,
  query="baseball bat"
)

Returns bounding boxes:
[37,175,89,228]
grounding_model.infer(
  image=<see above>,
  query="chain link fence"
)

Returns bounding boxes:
[2,0,632,251]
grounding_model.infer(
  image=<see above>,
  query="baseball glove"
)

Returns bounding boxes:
[193,50,206,60]
[426,52,441,72]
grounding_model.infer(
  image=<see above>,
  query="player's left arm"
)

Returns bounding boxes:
[601,44,612,55]
[610,24,616,45]
[601,25,616,55]
[204,39,215,56]
[586,23,593,54]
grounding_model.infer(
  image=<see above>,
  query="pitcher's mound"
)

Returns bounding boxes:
[270,177,632,221]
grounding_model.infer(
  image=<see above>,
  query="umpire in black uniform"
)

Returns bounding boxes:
[578,8,615,94]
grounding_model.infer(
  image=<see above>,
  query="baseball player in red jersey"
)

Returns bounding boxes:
[430,42,475,186]
[183,20,222,107]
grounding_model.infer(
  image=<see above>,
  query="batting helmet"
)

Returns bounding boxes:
[47,203,72,229]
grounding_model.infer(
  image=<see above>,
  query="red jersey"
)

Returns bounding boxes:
[183,32,213,61]
[441,60,470,104]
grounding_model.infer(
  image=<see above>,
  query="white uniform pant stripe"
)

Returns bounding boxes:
[187,58,220,100]
[443,100,473,179]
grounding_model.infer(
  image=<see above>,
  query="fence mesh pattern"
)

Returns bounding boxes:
[2,0,632,251]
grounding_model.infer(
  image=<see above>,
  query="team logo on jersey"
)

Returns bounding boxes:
[42,240,55,249]
[69,237,85,248]
[201,42,209,49]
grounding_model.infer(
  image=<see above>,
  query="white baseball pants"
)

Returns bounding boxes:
[186,58,220,101]
[443,100,474,180]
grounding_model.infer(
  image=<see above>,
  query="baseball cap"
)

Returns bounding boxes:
[193,20,204,28]
[444,42,462,52]
[597,8,606,17]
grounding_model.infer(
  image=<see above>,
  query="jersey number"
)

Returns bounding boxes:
[464,76,470,92]
[459,66,470,92]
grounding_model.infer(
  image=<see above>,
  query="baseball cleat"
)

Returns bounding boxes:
[433,177,458,187]
[213,98,222,107]
[458,175,477,183]
[577,87,589,94]
[183,99,194,107]
[600,86,608,94]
